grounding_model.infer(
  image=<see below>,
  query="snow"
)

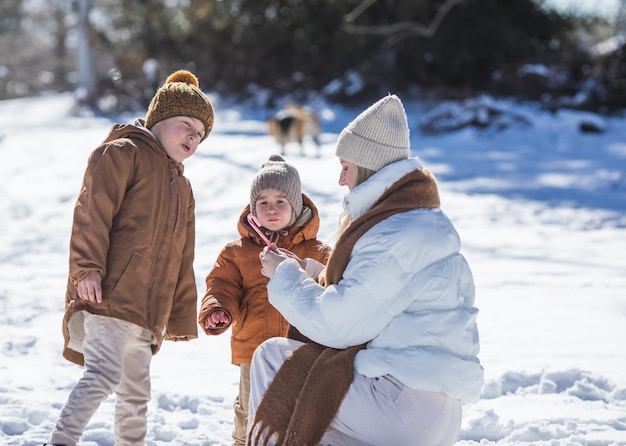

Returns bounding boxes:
[1,91,625,445]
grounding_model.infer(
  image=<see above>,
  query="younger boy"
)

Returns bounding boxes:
[46,70,214,446]
[198,154,331,445]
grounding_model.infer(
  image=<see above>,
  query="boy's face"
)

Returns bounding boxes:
[255,189,293,231]
[151,116,205,162]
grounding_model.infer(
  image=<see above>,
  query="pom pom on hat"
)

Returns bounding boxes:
[335,94,410,171]
[250,155,302,222]
[145,69,214,141]
[165,70,200,86]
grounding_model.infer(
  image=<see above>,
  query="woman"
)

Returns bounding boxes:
[249,95,484,446]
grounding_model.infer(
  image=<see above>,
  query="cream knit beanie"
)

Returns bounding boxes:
[250,155,303,217]
[335,94,410,171]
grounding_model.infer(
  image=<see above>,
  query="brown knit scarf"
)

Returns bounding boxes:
[248,168,440,446]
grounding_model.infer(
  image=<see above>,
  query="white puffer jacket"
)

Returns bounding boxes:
[267,158,484,402]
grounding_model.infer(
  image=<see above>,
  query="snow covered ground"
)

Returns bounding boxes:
[1,92,625,445]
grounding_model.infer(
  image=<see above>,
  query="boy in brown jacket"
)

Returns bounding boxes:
[198,154,331,445]
[46,70,214,446]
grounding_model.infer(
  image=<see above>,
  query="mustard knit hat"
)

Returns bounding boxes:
[250,155,303,218]
[335,94,410,171]
[145,70,214,141]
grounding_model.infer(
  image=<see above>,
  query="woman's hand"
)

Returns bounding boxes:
[280,249,305,268]
[260,246,289,278]
[260,246,306,278]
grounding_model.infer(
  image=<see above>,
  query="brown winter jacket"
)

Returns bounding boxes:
[62,121,199,366]
[198,195,331,365]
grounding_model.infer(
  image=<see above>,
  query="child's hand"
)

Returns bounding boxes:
[77,270,102,303]
[205,310,231,329]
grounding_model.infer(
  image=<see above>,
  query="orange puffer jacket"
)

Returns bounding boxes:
[198,195,331,365]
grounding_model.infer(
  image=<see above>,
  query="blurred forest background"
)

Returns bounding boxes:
[1,0,625,114]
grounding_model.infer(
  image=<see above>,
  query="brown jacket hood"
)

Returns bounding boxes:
[63,122,198,365]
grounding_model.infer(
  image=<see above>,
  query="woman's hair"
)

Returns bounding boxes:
[335,164,377,239]
[356,165,377,186]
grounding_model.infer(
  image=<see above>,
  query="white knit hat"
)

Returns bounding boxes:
[250,154,302,216]
[335,95,410,171]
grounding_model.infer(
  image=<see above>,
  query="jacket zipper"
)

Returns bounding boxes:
[146,165,177,329]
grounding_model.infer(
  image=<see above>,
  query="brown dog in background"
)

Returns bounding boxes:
[268,103,321,156]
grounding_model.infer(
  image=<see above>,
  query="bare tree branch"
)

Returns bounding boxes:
[343,0,378,23]
[342,0,465,40]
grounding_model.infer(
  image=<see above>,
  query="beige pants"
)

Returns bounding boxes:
[233,363,251,446]
[50,312,153,446]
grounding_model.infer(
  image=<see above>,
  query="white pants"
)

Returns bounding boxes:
[248,338,462,446]
[50,312,153,446]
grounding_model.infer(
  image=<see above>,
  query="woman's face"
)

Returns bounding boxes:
[339,159,359,190]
